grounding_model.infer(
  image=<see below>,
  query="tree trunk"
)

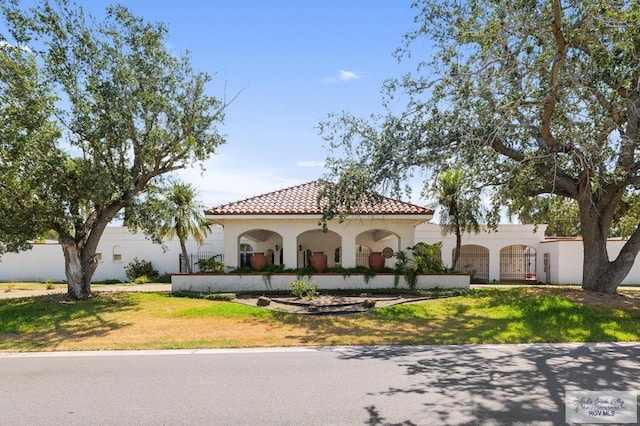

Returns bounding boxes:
[60,238,98,299]
[580,203,640,294]
[180,240,191,273]
[452,225,462,271]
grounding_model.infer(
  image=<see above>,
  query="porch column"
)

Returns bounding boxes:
[489,250,500,282]
[223,229,239,270]
[282,237,298,270]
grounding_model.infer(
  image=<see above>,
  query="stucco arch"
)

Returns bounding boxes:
[500,245,537,281]
[297,229,341,268]
[238,228,284,266]
[354,229,400,269]
[454,244,489,280]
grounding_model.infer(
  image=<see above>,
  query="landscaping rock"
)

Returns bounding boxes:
[361,299,376,309]
[256,296,271,307]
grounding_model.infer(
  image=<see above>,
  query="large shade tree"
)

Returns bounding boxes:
[0,0,225,299]
[320,0,639,293]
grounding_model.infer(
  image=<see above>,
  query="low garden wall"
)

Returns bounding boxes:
[171,273,470,293]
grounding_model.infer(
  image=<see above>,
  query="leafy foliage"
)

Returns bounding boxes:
[320,0,640,293]
[394,242,447,289]
[0,1,226,298]
[195,257,225,273]
[124,258,159,282]
[289,280,318,300]
[429,168,483,267]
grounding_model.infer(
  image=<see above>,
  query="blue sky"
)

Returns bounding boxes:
[92,0,422,208]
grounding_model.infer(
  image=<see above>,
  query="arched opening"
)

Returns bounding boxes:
[238,229,283,267]
[454,245,489,280]
[297,229,341,269]
[355,229,400,269]
[500,245,537,281]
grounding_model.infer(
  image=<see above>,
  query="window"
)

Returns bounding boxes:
[95,253,103,262]
[112,246,122,262]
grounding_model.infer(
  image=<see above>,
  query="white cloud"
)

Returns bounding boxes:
[323,69,364,84]
[295,160,325,168]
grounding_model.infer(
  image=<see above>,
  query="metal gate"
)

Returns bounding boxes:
[356,245,371,267]
[500,245,536,281]
[454,245,489,280]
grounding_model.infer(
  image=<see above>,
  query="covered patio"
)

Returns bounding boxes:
[203,181,434,271]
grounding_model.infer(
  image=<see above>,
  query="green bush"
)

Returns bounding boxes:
[133,275,150,284]
[156,273,172,283]
[289,280,318,299]
[125,258,159,282]
[195,257,225,272]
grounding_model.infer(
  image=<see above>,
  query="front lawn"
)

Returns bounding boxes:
[0,288,638,351]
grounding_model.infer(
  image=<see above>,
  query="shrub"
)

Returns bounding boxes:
[394,242,447,290]
[44,278,55,290]
[125,258,159,282]
[156,273,172,283]
[134,275,150,284]
[289,280,318,299]
[195,257,225,273]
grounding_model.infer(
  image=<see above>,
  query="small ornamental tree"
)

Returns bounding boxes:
[0,1,225,299]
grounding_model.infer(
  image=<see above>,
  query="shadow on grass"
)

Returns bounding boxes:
[325,342,640,425]
[0,292,138,351]
[263,288,640,346]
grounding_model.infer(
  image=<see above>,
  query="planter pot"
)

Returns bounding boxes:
[368,251,385,272]
[310,251,328,273]
[250,252,268,271]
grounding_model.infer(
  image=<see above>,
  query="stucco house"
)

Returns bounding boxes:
[1,181,638,287]
[203,180,434,271]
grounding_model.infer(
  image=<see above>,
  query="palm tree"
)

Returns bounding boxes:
[433,168,482,269]
[157,182,210,273]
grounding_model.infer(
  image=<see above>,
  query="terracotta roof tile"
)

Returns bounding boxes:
[205,180,434,216]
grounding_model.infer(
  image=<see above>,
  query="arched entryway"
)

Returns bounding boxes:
[454,245,489,280]
[297,229,341,269]
[500,245,537,281]
[239,229,283,267]
[355,229,400,270]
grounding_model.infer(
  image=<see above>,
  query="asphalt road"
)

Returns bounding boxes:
[1,343,639,425]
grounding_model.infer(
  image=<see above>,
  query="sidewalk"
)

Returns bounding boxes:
[0,283,171,299]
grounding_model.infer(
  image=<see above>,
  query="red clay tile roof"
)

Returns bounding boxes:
[204,180,434,216]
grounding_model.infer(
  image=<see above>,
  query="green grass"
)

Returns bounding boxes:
[0,288,638,351]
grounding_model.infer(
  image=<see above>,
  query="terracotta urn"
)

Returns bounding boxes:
[368,251,385,272]
[250,252,268,271]
[310,251,328,273]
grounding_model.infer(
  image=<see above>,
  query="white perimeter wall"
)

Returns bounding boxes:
[0,226,224,282]
[415,223,548,282]
[172,273,470,293]
[1,223,638,285]
[540,239,640,285]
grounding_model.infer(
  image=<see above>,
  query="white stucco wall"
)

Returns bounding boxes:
[1,222,638,285]
[415,223,548,282]
[540,239,640,285]
[0,226,224,282]
[171,272,470,292]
